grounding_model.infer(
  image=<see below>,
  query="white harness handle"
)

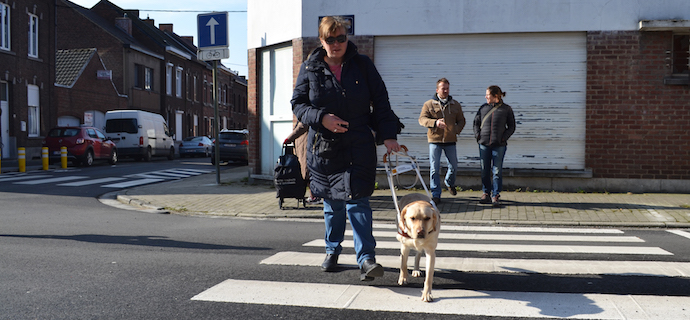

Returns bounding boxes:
[383,146,439,219]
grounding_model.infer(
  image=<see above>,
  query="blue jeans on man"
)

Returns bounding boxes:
[322,197,376,266]
[479,144,507,197]
[429,143,457,199]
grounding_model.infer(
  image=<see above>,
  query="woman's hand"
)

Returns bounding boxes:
[384,139,400,153]
[322,113,349,133]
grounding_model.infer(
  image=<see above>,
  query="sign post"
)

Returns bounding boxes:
[197,12,229,184]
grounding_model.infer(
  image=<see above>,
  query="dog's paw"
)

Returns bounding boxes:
[421,291,434,302]
[398,273,408,286]
[411,270,423,277]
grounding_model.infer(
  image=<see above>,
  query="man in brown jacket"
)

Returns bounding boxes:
[419,78,465,204]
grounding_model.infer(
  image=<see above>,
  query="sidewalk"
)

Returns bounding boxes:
[115,166,690,228]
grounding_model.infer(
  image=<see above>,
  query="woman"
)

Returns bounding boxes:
[473,85,516,207]
[291,16,401,281]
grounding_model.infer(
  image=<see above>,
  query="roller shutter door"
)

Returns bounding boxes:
[374,32,586,170]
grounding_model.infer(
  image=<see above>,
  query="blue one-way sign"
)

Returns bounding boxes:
[197,12,228,48]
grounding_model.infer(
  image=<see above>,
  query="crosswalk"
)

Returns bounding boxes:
[193,224,690,319]
[0,168,211,188]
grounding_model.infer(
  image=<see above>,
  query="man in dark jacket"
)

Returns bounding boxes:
[291,16,400,281]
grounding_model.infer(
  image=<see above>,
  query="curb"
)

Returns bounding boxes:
[116,194,170,214]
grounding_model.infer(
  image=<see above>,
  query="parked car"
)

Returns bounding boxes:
[42,126,117,166]
[104,110,174,161]
[179,136,213,157]
[211,129,249,165]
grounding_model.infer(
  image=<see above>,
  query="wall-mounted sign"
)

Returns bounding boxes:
[97,70,112,80]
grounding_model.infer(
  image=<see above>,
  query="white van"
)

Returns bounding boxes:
[104,110,174,161]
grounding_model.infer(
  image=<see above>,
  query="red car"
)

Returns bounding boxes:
[42,126,117,166]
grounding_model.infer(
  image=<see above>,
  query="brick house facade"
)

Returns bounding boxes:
[0,0,55,159]
[586,30,690,190]
[54,48,128,128]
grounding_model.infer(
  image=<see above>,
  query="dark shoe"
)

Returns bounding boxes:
[431,197,441,205]
[359,259,384,281]
[321,254,339,272]
[447,185,457,196]
[479,193,492,204]
[492,195,500,207]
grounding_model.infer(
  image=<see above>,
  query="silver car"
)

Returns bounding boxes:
[179,136,213,157]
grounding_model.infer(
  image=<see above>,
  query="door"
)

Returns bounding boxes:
[1,81,8,158]
[175,111,183,142]
[260,44,294,176]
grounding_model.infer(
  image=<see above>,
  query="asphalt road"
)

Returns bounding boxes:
[1,161,690,319]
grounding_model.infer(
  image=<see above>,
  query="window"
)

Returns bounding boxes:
[28,13,38,58]
[135,65,154,90]
[672,34,689,75]
[105,118,138,134]
[166,63,173,95]
[0,3,9,50]
[27,85,39,137]
[193,75,198,101]
[176,67,183,98]
[145,67,153,90]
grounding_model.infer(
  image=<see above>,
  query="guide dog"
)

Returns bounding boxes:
[395,193,441,302]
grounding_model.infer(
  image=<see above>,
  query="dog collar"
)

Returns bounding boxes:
[398,230,412,239]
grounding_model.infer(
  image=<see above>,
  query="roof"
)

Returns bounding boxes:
[55,48,97,87]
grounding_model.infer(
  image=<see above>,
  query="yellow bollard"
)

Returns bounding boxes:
[42,147,49,170]
[61,146,68,169]
[18,147,25,173]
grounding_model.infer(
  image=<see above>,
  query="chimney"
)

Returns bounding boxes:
[159,23,173,33]
[143,16,155,26]
[115,16,132,35]
[181,36,194,46]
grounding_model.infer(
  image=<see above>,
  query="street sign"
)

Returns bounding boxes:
[197,12,228,49]
[198,48,230,61]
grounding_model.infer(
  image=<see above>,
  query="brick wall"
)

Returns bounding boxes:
[586,31,690,180]
[247,48,259,172]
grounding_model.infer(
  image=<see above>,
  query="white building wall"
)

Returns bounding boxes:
[249,0,690,48]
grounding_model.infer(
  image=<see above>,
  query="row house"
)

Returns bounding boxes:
[56,0,247,147]
[0,0,55,159]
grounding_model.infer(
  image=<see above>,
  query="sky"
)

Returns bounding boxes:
[69,0,248,77]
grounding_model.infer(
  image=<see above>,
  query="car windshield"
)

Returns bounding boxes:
[184,137,205,142]
[219,133,246,140]
[48,128,81,137]
[105,119,138,134]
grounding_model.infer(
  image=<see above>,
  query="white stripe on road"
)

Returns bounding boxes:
[667,229,690,240]
[192,279,690,319]
[166,168,211,175]
[364,230,644,243]
[57,177,126,186]
[0,175,51,182]
[261,251,690,277]
[14,176,87,185]
[302,239,673,255]
[101,178,165,188]
[373,223,625,234]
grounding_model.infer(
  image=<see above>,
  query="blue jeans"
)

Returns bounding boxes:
[479,144,507,197]
[323,197,376,266]
[429,143,458,198]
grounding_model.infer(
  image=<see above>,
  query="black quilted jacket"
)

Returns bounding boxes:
[291,41,399,201]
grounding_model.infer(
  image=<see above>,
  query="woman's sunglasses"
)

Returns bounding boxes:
[324,35,347,45]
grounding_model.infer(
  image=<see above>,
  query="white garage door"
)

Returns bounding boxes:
[374,32,586,170]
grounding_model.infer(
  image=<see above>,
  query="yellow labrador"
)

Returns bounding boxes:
[395,193,440,302]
